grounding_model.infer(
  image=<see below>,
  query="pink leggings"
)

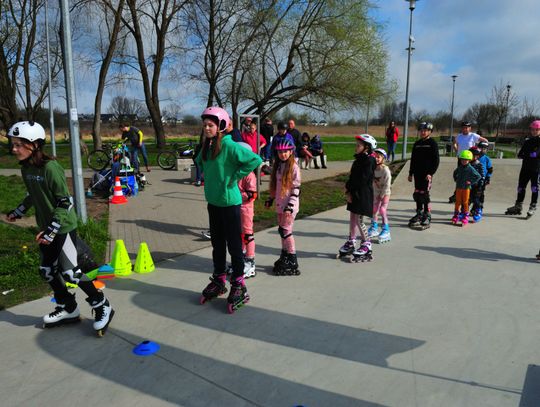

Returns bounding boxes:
[372,195,390,224]
[240,205,255,258]
[349,212,369,242]
[277,212,296,253]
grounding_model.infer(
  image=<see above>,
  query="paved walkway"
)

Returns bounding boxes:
[2,157,540,407]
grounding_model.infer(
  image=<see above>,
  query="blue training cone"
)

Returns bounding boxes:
[133,340,160,356]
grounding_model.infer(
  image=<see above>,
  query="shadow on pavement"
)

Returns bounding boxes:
[519,364,540,407]
[415,246,536,263]
[34,325,387,407]
[110,278,425,368]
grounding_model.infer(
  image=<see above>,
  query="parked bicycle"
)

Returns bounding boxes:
[87,142,129,171]
[157,140,195,170]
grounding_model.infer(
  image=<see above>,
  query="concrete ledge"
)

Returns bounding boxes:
[175,158,192,171]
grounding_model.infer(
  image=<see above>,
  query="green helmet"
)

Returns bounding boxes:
[459,150,473,160]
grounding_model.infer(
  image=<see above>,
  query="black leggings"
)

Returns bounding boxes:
[39,231,100,304]
[517,167,539,204]
[207,204,244,282]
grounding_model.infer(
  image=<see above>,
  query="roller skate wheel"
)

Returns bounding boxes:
[227,303,235,314]
[97,329,105,337]
[199,295,208,305]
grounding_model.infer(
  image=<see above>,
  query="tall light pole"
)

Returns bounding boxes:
[44,0,56,157]
[59,0,87,223]
[401,0,418,160]
[503,84,511,138]
[449,74,458,155]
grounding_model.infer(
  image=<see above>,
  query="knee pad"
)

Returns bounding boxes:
[39,266,55,282]
[413,191,421,203]
[61,267,84,285]
[278,226,292,240]
[243,233,254,244]
[532,185,539,193]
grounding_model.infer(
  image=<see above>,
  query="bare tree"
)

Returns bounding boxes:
[109,95,144,120]
[188,0,389,124]
[76,0,127,149]
[122,0,190,148]
[0,0,62,129]
[489,81,519,140]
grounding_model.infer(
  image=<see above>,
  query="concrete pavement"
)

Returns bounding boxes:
[2,157,540,406]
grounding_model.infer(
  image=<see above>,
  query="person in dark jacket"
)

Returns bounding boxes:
[260,117,274,161]
[337,134,376,261]
[309,134,327,169]
[505,120,540,217]
[407,122,440,229]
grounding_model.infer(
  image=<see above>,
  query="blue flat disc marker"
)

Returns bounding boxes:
[133,340,160,356]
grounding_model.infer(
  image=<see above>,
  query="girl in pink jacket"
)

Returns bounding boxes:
[265,139,301,275]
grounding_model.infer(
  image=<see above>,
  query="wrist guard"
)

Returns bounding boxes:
[8,204,27,219]
[42,220,61,243]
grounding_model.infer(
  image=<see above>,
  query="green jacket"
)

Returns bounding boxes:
[453,163,481,190]
[196,134,262,207]
[19,160,78,233]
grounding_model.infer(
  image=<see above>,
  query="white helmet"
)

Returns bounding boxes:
[8,121,46,143]
[355,134,377,150]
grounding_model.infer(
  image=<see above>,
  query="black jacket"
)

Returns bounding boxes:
[345,153,375,216]
[518,136,540,171]
[409,137,440,176]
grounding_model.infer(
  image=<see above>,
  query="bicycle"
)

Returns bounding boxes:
[157,140,195,170]
[87,142,128,171]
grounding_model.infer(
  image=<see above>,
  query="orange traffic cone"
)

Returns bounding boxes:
[110,177,128,204]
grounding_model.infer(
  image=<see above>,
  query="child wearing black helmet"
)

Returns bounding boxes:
[505,120,540,217]
[408,122,439,230]
[337,134,376,262]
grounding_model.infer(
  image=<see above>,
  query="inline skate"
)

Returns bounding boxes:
[408,211,422,229]
[200,275,228,305]
[451,211,459,225]
[274,253,300,276]
[527,203,537,218]
[336,239,356,259]
[43,293,81,328]
[460,212,470,227]
[227,283,250,314]
[367,221,380,238]
[419,211,431,230]
[472,208,483,223]
[243,257,256,278]
[351,241,373,263]
[87,294,115,337]
[378,224,391,243]
[505,202,522,215]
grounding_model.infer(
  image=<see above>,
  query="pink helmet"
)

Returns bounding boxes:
[275,139,295,151]
[201,106,231,132]
[530,120,540,130]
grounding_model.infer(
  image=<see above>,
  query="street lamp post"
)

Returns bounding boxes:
[503,84,511,138]
[401,0,418,160]
[449,75,458,155]
[44,0,56,157]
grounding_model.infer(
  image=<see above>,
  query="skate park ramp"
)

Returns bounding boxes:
[2,157,540,406]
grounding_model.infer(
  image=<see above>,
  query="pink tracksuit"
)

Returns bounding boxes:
[272,161,301,253]
[239,172,257,258]
[373,164,392,224]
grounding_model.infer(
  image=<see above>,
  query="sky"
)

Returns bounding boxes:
[369,0,540,118]
[66,0,540,120]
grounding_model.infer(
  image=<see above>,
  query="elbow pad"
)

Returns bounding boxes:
[42,220,61,243]
[56,196,74,211]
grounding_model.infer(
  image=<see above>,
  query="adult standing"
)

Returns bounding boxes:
[119,123,150,172]
[385,121,399,162]
[449,121,488,202]
[288,119,302,157]
[260,117,274,161]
